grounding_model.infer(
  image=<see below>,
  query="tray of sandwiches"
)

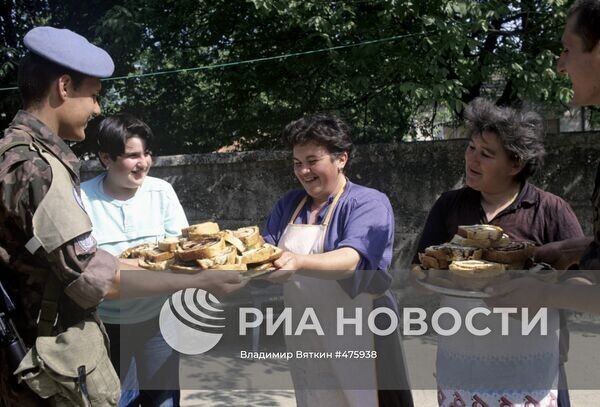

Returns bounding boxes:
[119,222,282,279]
[413,224,557,298]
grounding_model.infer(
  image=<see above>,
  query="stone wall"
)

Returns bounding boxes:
[81,132,600,285]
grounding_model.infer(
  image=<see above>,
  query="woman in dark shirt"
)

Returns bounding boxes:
[414,98,584,407]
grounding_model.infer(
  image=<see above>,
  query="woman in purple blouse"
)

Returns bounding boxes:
[262,114,412,407]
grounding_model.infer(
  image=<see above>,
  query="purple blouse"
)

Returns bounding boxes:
[263,179,394,301]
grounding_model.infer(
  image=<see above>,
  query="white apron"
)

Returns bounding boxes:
[436,296,560,407]
[279,180,379,407]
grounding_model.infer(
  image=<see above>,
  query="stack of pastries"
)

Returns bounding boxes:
[120,222,282,277]
[417,224,537,290]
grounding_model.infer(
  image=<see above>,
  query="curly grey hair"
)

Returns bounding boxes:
[464,98,545,182]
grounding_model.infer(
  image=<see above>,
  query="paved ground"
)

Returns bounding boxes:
[176,287,600,406]
[180,320,600,406]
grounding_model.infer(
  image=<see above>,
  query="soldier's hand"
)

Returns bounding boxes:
[119,258,145,270]
[193,269,249,299]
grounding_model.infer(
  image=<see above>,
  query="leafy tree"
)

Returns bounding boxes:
[1,0,575,154]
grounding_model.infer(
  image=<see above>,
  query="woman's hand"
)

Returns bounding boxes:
[483,277,547,314]
[263,251,301,283]
[261,247,360,283]
[534,237,592,269]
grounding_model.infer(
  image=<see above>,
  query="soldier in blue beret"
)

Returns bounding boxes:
[0,27,247,406]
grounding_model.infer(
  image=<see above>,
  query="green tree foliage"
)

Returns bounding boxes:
[0,0,574,154]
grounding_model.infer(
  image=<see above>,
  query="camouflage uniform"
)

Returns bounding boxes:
[0,110,118,406]
[580,164,600,273]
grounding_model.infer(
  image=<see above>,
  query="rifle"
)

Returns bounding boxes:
[0,280,27,373]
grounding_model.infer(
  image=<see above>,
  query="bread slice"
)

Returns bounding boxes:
[449,260,508,290]
[451,234,492,249]
[138,258,174,271]
[120,243,156,259]
[457,225,504,241]
[171,263,204,273]
[158,237,180,252]
[221,231,246,253]
[247,235,266,250]
[182,222,220,238]
[233,226,261,247]
[418,253,449,269]
[483,241,535,268]
[492,233,511,248]
[238,244,274,264]
[196,258,215,270]
[263,244,283,263]
[425,243,482,262]
[216,245,238,264]
[176,236,226,262]
[195,245,238,269]
[145,249,175,262]
[449,259,506,273]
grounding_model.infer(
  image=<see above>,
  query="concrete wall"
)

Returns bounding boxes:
[81,132,600,286]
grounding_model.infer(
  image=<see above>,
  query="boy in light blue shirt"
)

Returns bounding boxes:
[81,114,187,407]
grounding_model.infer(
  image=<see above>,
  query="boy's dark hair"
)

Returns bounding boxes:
[465,98,546,182]
[282,114,354,164]
[18,52,87,108]
[97,114,153,163]
[568,0,600,51]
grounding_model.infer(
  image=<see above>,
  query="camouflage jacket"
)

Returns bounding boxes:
[0,111,118,405]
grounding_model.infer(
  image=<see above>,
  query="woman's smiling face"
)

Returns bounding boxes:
[293,142,347,204]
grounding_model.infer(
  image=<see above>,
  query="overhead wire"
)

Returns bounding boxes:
[0,30,435,92]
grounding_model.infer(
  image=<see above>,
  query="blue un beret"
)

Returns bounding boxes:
[24,27,114,78]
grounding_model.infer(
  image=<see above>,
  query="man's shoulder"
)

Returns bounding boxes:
[0,129,51,182]
[0,129,39,161]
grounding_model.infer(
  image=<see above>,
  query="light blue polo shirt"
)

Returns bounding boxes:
[81,173,189,324]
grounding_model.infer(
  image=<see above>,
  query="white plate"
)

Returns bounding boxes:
[416,279,491,299]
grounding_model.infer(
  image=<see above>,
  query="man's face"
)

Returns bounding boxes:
[57,76,101,141]
[557,16,600,106]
